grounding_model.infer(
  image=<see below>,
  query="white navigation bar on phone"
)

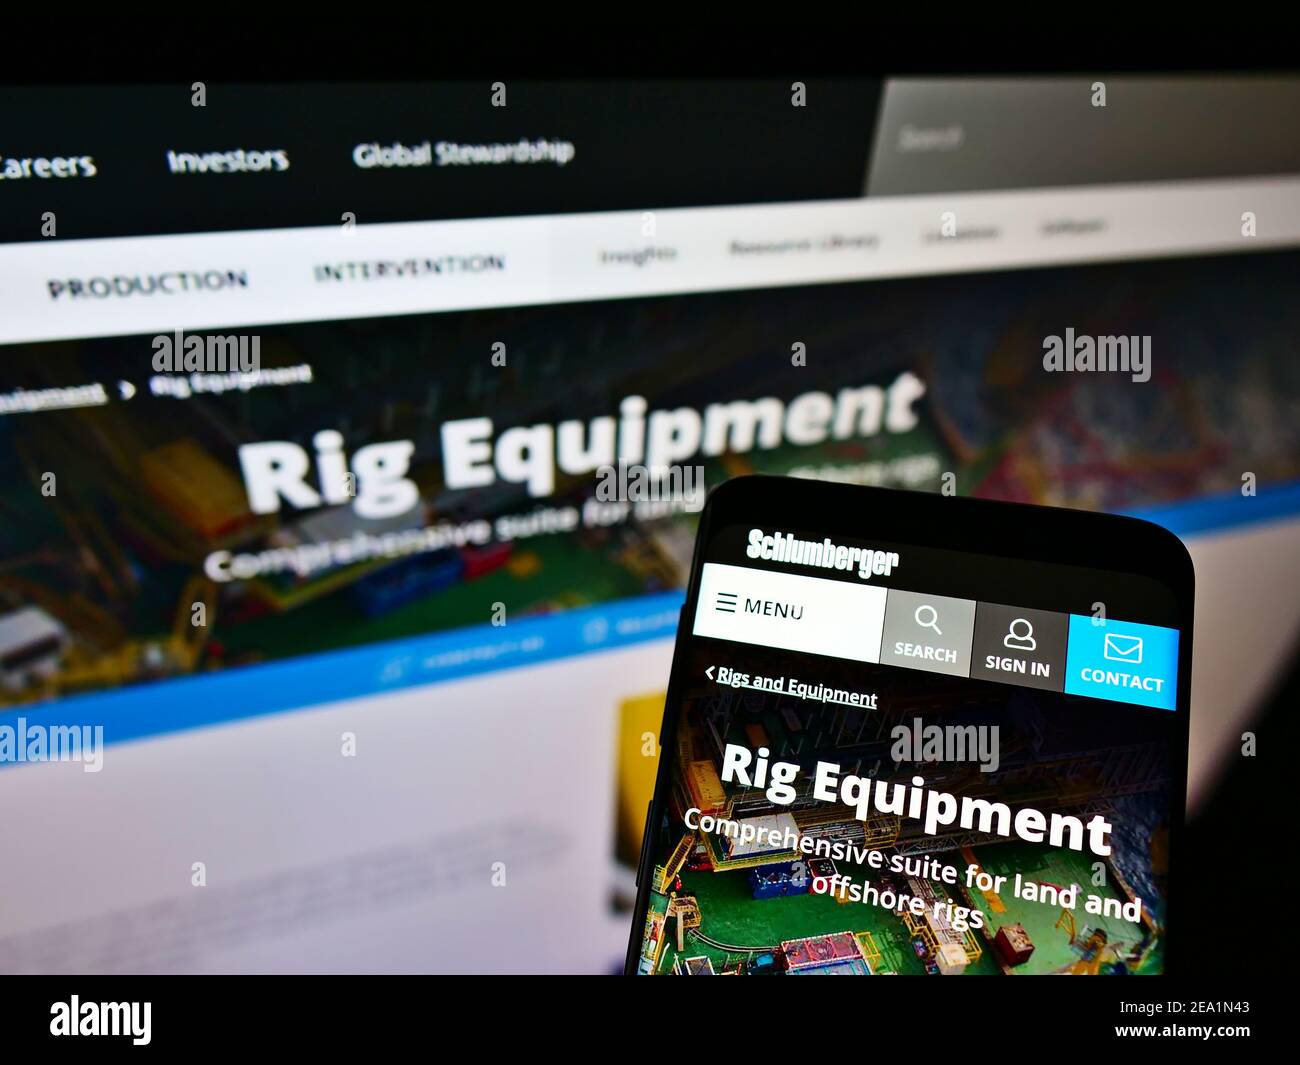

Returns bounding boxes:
[692,561,1180,710]
[692,563,886,663]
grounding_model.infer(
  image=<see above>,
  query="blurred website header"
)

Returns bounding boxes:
[1,78,1298,243]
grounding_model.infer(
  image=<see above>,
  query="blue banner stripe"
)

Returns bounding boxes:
[0,591,684,758]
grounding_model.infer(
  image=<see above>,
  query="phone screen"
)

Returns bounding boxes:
[630,484,1190,976]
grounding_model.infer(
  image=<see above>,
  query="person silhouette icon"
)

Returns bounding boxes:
[1003,618,1037,652]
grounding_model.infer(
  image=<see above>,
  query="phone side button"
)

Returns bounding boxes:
[635,802,654,889]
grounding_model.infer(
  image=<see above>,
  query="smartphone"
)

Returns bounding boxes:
[626,476,1192,976]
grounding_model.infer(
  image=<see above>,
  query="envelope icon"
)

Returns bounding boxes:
[1103,633,1144,665]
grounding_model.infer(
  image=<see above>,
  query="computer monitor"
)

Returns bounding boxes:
[1,76,1296,973]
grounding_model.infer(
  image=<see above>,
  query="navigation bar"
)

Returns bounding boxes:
[691,563,1180,710]
[0,81,880,243]
[3,174,1298,346]
[6,78,1297,243]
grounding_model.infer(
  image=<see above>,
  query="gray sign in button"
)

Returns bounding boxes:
[880,589,976,678]
[970,603,1068,692]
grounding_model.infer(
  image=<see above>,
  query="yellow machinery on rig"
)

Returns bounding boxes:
[4,575,217,699]
[667,894,702,952]
[653,832,695,895]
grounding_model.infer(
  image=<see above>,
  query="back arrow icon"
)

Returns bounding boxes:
[706,666,715,680]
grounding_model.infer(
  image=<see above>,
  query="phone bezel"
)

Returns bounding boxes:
[624,475,1195,976]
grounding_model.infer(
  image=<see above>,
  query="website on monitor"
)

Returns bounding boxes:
[0,79,1297,974]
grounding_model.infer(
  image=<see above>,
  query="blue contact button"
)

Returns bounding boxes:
[1064,615,1179,710]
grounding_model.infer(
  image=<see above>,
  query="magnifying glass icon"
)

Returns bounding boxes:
[914,604,942,636]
